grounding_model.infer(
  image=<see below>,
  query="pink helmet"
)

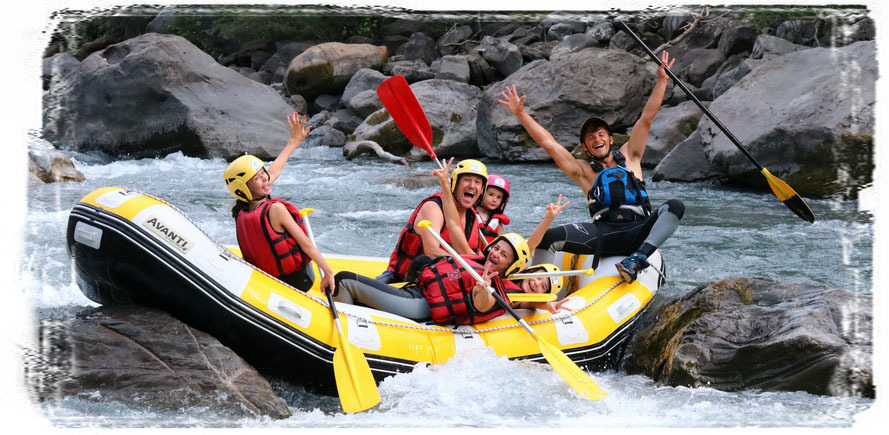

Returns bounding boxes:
[486,174,510,214]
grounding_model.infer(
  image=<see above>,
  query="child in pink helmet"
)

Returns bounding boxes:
[477,174,511,244]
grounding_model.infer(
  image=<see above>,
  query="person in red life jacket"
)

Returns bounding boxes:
[477,174,511,244]
[375,158,489,284]
[499,51,686,284]
[223,112,335,293]
[474,263,570,315]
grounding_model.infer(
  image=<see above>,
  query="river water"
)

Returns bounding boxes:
[17,147,875,427]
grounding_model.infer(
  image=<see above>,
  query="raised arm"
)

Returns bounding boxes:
[432,158,474,255]
[621,51,675,167]
[499,85,589,189]
[267,112,312,184]
[527,194,570,252]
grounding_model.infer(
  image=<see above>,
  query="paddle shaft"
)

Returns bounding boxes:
[619,22,763,170]
[507,269,592,280]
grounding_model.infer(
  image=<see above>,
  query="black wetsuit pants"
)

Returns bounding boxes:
[534,199,685,264]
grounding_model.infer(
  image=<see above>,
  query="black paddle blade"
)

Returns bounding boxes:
[784,195,816,223]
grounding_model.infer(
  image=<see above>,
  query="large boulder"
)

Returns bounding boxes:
[32,306,292,418]
[626,278,873,398]
[349,79,482,158]
[341,68,387,108]
[673,48,726,87]
[42,52,80,91]
[382,59,436,83]
[476,36,523,77]
[285,42,387,100]
[477,48,655,161]
[396,32,439,65]
[438,25,474,56]
[549,33,599,60]
[636,100,705,168]
[751,34,808,60]
[28,133,85,185]
[651,129,722,181]
[42,33,294,160]
[435,55,471,83]
[698,41,875,199]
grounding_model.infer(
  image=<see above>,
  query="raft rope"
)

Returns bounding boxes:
[122,188,627,335]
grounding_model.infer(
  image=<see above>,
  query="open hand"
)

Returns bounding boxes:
[286,112,312,146]
[497,85,526,116]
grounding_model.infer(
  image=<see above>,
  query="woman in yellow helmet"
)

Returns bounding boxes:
[223,113,335,293]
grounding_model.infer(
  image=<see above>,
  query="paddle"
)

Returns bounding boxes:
[377,75,439,162]
[507,268,595,280]
[618,22,815,224]
[416,220,607,401]
[300,209,380,413]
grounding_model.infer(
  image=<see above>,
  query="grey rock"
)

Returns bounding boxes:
[626,278,873,398]
[776,19,821,45]
[32,305,292,418]
[636,100,706,168]
[307,110,331,129]
[549,33,599,60]
[247,70,272,85]
[350,79,482,158]
[330,109,364,134]
[341,68,387,107]
[751,34,808,60]
[262,41,317,74]
[586,22,615,43]
[651,129,721,181]
[508,24,543,46]
[27,133,85,185]
[383,59,435,83]
[717,22,758,57]
[547,23,577,41]
[347,89,384,118]
[465,49,497,87]
[41,33,294,160]
[477,49,656,161]
[145,7,177,34]
[312,94,340,112]
[42,52,80,91]
[289,94,308,114]
[396,32,439,65]
[381,35,409,57]
[608,30,635,51]
[711,57,765,99]
[250,50,273,71]
[476,36,523,77]
[661,10,695,40]
[675,48,725,87]
[304,125,346,148]
[435,55,471,83]
[286,42,388,100]
[701,41,875,199]
[438,25,474,56]
[542,11,587,34]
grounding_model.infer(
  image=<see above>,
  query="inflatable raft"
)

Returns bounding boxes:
[67,187,665,393]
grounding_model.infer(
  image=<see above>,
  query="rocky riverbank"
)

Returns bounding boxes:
[39,5,874,199]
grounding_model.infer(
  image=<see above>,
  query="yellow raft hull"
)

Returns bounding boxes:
[67,187,664,390]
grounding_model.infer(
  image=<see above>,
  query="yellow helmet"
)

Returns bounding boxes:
[450,159,488,194]
[484,232,530,277]
[223,155,266,202]
[521,263,563,294]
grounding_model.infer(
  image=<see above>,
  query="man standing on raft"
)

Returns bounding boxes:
[376,159,489,284]
[498,51,685,283]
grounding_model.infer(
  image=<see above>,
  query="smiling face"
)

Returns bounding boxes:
[583,126,613,159]
[245,168,271,200]
[483,240,516,276]
[481,187,504,212]
[453,174,485,209]
[520,276,551,294]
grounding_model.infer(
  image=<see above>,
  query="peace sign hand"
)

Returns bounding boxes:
[545,194,571,220]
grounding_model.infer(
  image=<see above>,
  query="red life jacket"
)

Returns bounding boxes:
[236,198,312,277]
[479,212,511,244]
[420,255,510,325]
[386,193,484,281]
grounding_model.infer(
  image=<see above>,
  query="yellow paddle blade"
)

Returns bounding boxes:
[760,168,815,223]
[507,293,557,302]
[333,328,380,413]
[416,219,432,230]
[300,208,315,217]
[534,331,607,400]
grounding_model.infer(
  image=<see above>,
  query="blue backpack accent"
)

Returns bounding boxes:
[587,158,651,222]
